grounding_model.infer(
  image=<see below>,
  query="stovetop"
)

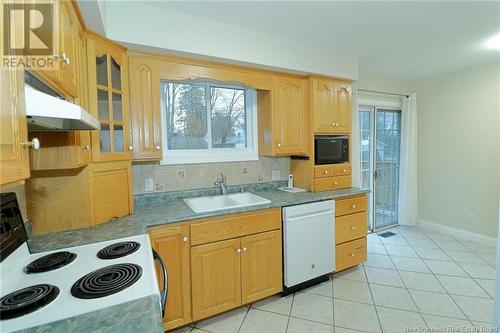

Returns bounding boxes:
[0,234,159,333]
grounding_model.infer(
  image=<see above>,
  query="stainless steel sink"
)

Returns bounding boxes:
[183,192,271,213]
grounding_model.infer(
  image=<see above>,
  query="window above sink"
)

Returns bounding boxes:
[160,80,258,165]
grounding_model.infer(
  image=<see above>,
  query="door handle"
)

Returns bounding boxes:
[374,170,378,179]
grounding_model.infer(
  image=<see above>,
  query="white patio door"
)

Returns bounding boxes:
[358,106,402,231]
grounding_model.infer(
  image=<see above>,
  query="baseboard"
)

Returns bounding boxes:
[417,219,497,247]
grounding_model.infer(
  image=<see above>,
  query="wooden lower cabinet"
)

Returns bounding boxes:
[241,230,282,304]
[335,194,368,272]
[149,225,192,331]
[191,238,242,321]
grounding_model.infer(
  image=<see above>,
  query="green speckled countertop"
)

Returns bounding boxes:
[28,186,369,253]
[15,296,163,333]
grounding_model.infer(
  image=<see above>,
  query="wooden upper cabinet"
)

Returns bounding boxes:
[129,56,162,161]
[240,230,282,304]
[312,78,352,134]
[333,81,352,133]
[273,76,307,155]
[149,225,191,331]
[86,33,131,162]
[0,71,30,187]
[191,238,242,321]
[58,0,78,97]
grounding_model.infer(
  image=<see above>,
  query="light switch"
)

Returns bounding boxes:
[271,169,281,180]
[145,178,154,192]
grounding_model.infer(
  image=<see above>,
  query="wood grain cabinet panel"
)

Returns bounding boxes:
[149,225,191,331]
[334,163,351,176]
[335,195,367,217]
[191,238,242,321]
[335,212,368,245]
[312,79,352,134]
[129,56,162,161]
[190,208,280,246]
[314,165,335,178]
[0,70,30,187]
[273,76,307,155]
[336,237,367,271]
[241,230,282,304]
[86,32,131,162]
[314,175,352,192]
[91,161,132,225]
[58,0,79,97]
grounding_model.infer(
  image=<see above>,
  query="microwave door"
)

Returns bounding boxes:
[317,139,342,164]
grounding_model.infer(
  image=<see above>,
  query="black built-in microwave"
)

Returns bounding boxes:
[314,135,349,165]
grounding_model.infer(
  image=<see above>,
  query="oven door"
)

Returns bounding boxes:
[315,136,348,165]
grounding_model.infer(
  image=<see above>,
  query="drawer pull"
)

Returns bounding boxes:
[182,236,188,242]
[351,253,355,257]
[324,171,328,174]
[242,247,247,252]
[352,204,356,209]
[237,248,241,253]
[343,169,347,173]
[334,182,338,185]
[351,226,356,230]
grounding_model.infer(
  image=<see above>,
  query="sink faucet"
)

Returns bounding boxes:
[214,173,228,195]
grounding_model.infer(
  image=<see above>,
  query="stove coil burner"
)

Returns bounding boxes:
[0,284,59,320]
[24,251,77,273]
[71,263,142,299]
[97,241,140,259]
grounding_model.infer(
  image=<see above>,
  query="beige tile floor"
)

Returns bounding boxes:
[169,226,497,333]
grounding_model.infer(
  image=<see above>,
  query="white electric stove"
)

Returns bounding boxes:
[0,193,163,333]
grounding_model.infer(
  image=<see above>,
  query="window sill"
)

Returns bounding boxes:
[160,153,259,165]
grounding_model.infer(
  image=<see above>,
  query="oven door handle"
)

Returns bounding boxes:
[152,248,168,318]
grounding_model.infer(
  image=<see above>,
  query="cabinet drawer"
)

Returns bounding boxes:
[335,195,367,217]
[314,165,335,178]
[314,176,351,192]
[336,212,367,244]
[335,237,367,271]
[334,163,351,176]
[190,208,281,246]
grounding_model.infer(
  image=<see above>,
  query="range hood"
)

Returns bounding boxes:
[24,86,100,131]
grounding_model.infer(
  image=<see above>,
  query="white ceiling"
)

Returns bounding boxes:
[141,1,500,81]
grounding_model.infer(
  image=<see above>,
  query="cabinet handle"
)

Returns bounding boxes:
[334,182,338,185]
[331,123,335,127]
[82,145,90,150]
[242,247,247,252]
[22,138,40,150]
[128,145,133,151]
[277,143,281,148]
[66,57,70,65]
[237,248,241,253]
[60,52,67,61]
[352,204,356,209]
[343,169,347,173]
[351,226,356,230]
[351,253,355,257]
[182,236,188,242]
[324,170,328,174]
[155,145,161,151]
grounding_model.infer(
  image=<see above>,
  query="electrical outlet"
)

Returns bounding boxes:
[144,178,154,192]
[177,170,185,178]
[257,175,264,182]
[271,169,280,180]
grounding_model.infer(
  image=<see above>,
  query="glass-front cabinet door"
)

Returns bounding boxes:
[86,33,131,162]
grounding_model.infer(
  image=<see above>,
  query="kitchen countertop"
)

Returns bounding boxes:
[15,295,163,333]
[28,186,369,253]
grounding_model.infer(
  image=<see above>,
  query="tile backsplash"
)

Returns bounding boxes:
[132,157,290,194]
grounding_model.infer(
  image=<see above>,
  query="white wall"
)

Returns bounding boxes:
[100,1,358,80]
[414,61,500,238]
[357,73,412,95]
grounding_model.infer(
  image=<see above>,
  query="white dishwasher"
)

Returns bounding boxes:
[282,200,335,294]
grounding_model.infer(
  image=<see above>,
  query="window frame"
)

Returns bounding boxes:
[160,79,258,165]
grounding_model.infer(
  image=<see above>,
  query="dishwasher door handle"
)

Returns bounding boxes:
[285,210,333,222]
